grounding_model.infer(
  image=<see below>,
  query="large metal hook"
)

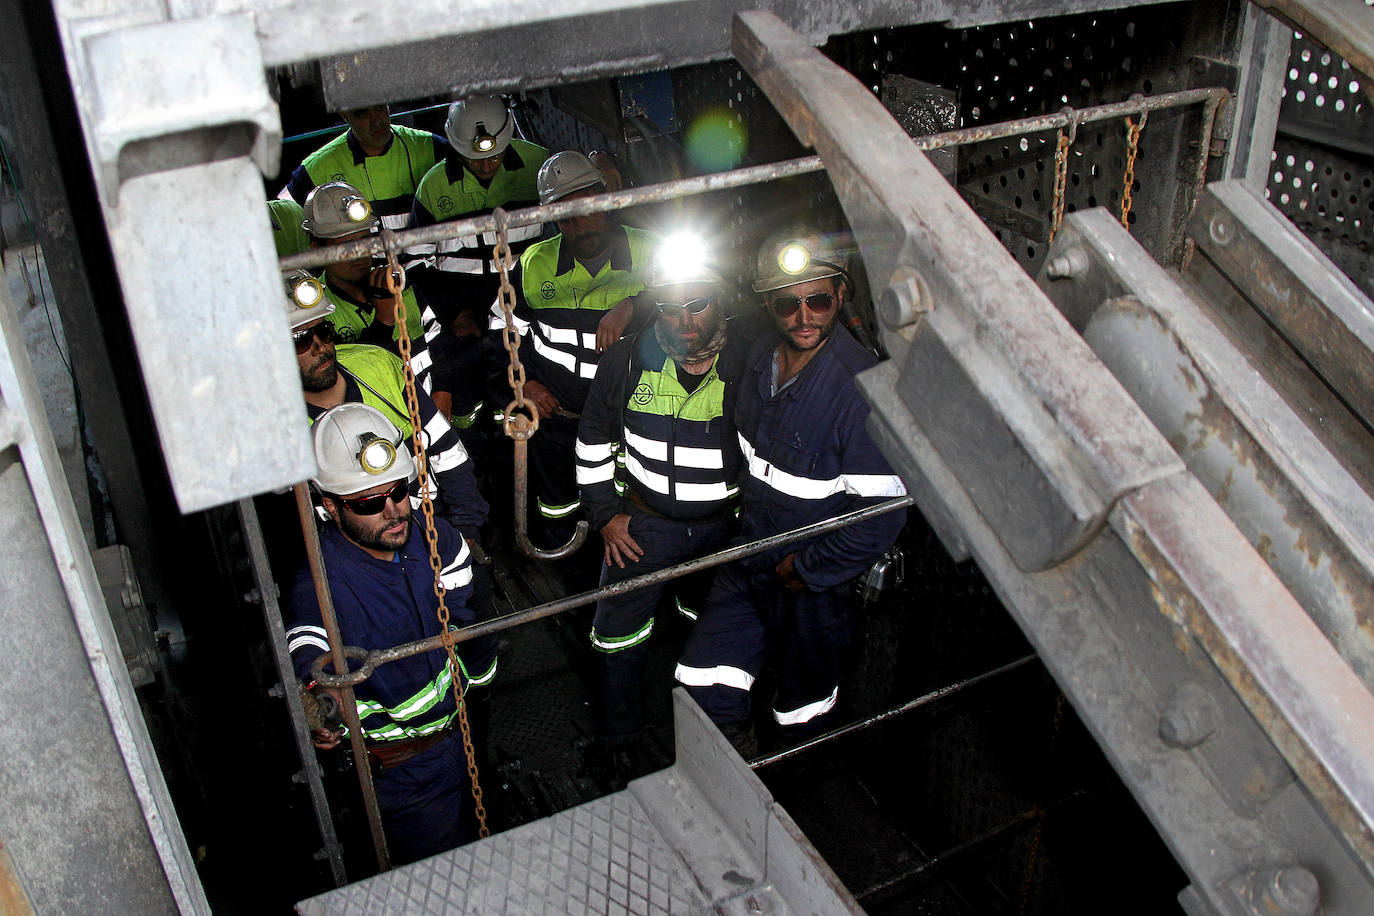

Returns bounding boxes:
[507,413,589,561]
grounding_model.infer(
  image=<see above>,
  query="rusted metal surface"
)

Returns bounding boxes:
[1187,181,1374,432]
[278,89,1228,275]
[733,9,1184,573]
[311,495,913,687]
[1039,208,1374,694]
[292,483,390,872]
[1115,474,1374,880]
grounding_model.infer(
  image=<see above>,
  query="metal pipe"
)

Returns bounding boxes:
[235,499,347,886]
[292,483,390,871]
[749,654,1038,769]
[313,495,914,686]
[279,89,1230,273]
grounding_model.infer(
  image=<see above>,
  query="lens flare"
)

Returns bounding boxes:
[684,107,748,173]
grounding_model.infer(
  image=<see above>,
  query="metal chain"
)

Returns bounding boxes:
[493,208,537,442]
[384,244,489,839]
[1120,110,1147,230]
[1048,111,1077,244]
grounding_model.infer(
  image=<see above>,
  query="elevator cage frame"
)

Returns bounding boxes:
[3,0,1374,913]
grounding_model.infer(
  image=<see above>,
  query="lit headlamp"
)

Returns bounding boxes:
[473,122,497,154]
[777,242,811,276]
[291,275,325,309]
[342,196,372,223]
[655,232,709,285]
[356,434,399,475]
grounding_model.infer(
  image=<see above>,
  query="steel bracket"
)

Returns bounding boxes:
[81,12,280,205]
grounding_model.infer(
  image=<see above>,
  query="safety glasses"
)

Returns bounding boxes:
[334,479,409,516]
[655,297,714,315]
[769,292,836,319]
[292,322,333,354]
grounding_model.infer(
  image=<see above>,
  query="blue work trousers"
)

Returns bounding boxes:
[372,729,474,865]
[677,562,856,740]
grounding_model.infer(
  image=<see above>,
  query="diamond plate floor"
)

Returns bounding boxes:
[297,790,709,916]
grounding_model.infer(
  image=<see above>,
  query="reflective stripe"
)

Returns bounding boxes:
[437,257,485,274]
[410,348,433,377]
[531,335,576,372]
[576,439,619,462]
[674,663,754,691]
[453,402,483,428]
[489,302,531,333]
[421,409,450,451]
[676,481,732,502]
[539,322,579,346]
[674,596,697,621]
[537,496,581,518]
[624,429,667,462]
[286,624,329,655]
[739,433,907,500]
[591,617,654,652]
[439,565,474,591]
[625,453,670,495]
[773,685,839,726]
[674,445,724,470]
[579,362,597,379]
[581,332,598,350]
[576,461,616,485]
[466,657,498,688]
[438,236,479,253]
[379,213,410,230]
[480,224,542,244]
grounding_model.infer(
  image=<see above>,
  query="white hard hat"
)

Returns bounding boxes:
[302,181,378,239]
[445,95,514,160]
[537,151,605,205]
[752,227,845,293]
[311,404,416,496]
[283,269,335,330]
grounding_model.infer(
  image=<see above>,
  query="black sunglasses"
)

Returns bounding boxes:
[655,297,714,315]
[769,292,836,319]
[292,322,333,354]
[332,479,409,516]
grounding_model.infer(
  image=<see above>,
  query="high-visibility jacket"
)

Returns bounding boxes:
[305,344,489,540]
[407,139,548,279]
[488,225,656,413]
[733,327,907,589]
[320,278,440,392]
[576,324,746,530]
[285,125,445,229]
[268,198,308,257]
[285,520,475,743]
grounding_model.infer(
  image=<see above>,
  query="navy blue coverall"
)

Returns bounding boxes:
[675,326,907,738]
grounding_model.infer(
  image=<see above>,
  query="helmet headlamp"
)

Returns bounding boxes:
[473,122,498,154]
[357,434,398,475]
[778,242,811,276]
[291,275,325,308]
[343,196,372,223]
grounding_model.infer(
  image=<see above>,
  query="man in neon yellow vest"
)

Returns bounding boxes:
[301,180,440,390]
[408,95,549,317]
[283,103,445,230]
[575,236,745,762]
[489,151,656,554]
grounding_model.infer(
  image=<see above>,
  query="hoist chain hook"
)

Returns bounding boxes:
[493,209,590,561]
[385,232,490,838]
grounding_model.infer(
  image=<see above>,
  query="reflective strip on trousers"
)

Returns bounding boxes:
[773,685,839,726]
[674,662,755,691]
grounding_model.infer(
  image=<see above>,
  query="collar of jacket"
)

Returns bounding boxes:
[321,513,424,570]
[554,223,632,276]
[347,127,396,165]
[748,324,855,399]
[444,143,527,184]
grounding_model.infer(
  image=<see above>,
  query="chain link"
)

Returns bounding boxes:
[1120,110,1147,230]
[384,243,489,839]
[1048,111,1077,244]
[493,208,536,441]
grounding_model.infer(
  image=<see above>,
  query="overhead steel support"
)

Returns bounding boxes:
[732,9,1374,914]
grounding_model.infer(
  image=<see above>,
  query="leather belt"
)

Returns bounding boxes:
[367,721,455,770]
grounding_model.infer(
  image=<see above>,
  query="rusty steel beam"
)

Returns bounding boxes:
[1187,182,1374,434]
[733,7,1374,908]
